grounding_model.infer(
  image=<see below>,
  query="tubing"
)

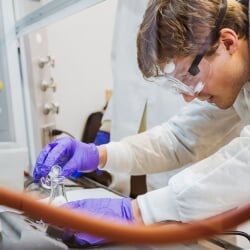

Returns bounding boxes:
[0,186,249,245]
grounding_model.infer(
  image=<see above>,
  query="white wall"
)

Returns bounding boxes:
[47,0,117,139]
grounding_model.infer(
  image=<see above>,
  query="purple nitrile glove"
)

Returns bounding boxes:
[33,137,99,183]
[71,131,110,178]
[61,198,133,247]
[94,131,110,146]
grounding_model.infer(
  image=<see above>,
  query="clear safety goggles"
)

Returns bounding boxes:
[155,56,211,96]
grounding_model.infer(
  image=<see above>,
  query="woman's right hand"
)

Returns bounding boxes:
[32,137,99,182]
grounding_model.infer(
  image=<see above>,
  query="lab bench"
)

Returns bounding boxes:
[0,175,248,250]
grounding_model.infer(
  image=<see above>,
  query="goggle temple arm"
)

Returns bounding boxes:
[188,54,204,76]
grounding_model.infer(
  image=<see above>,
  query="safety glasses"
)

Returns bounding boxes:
[156,0,227,96]
[157,57,211,96]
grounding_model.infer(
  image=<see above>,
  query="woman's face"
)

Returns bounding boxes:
[181,39,250,109]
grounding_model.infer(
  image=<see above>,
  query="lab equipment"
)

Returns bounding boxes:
[33,137,99,182]
[43,101,60,115]
[40,164,61,189]
[38,55,55,68]
[40,165,68,206]
[40,77,57,92]
[61,197,133,246]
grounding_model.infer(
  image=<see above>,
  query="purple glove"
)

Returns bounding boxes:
[33,137,99,182]
[94,131,110,146]
[61,198,133,247]
[71,131,109,179]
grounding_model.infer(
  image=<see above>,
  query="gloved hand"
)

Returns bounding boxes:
[33,137,99,182]
[61,198,133,247]
[94,131,110,146]
[71,131,110,179]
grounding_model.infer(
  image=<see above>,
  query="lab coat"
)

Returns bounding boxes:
[103,0,186,194]
[103,82,250,224]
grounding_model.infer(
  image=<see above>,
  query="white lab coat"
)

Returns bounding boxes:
[103,0,186,194]
[102,82,250,247]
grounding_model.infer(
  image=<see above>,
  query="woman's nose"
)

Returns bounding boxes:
[182,93,197,102]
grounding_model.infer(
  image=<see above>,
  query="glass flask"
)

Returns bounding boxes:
[40,165,68,206]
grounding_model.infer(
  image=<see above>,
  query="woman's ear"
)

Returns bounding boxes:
[219,28,238,54]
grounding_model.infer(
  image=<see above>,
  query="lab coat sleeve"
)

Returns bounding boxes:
[103,100,242,175]
[137,125,250,224]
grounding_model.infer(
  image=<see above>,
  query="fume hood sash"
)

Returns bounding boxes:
[16,0,106,37]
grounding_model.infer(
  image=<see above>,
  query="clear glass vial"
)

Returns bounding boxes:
[40,165,68,206]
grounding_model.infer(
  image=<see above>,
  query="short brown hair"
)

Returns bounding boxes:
[137,0,248,78]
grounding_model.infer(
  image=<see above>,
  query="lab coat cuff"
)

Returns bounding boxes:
[101,142,132,173]
[137,186,180,225]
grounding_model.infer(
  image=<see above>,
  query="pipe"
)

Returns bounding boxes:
[0,186,249,245]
